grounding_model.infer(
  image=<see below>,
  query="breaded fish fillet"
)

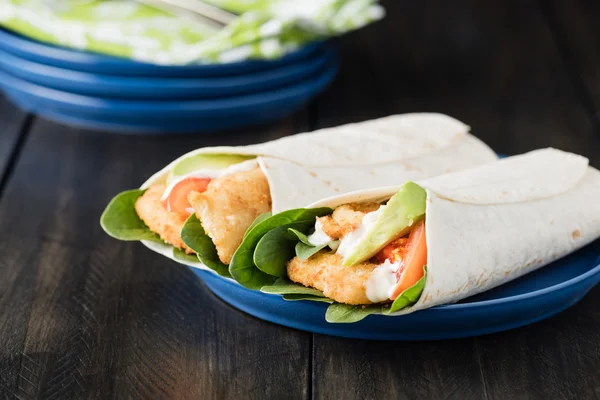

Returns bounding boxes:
[318,202,380,239]
[135,184,192,252]
[287,252,379,305]
[188,167,271,265]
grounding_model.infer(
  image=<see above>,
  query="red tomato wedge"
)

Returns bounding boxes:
[389,219,427,300]
[163,177,211,217]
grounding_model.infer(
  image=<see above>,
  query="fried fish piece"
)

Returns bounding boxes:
[188,167,271,265]
[287,252,379,305]
[135,184,192,252]
[317,202,381,239]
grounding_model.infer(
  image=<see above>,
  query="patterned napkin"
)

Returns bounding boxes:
[0,0,384,64]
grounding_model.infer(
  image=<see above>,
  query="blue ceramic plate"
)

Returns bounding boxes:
[0,47,334,99]
[0,28,325,77]
[0,58,338,133]
[10,101,299,134]
[190,239,600,340]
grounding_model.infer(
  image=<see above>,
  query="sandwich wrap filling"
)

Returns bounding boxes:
[299,148,600,320]
[102,113,497,275]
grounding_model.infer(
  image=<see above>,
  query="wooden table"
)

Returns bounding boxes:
[1,1,600,399]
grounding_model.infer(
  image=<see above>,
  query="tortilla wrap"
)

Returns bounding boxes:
[305,148,600,314]
[137,113,497,270]
[142,113,478,190]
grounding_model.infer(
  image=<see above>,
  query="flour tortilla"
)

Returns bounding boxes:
[139,113,497,270]
[260,129,496,212]
[142,113,475,191]
[308,148,600,314]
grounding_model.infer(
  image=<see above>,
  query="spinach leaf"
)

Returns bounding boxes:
[229,207,332,289]
[261,277,332,303]
[295,242,329,260]
[253,221,314,277]
[288,228,337,260]
[288,228,312,245]
[282,294,334,303]
[260,277,326,297]
[325,303,387,323]
[172,247,200,264]
[245,212,272,238]
[180,214,231,278]
[100,189,162,243]
[384,266,427,314]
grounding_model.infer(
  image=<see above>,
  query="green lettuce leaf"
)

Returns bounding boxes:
[245,212,272,238]
[288,228,312,245]
[295,242,327,260]
[261,277,333,303]
[383,265,427,314]
[288,228,338,260]
[180,214,231,278]
[100,189,162,243]
[172,247,200,264]
[282,294,334,303]
[229,207,331,289]
[253,221,314,277]
[325,303,387,323]
[260,277,326,297]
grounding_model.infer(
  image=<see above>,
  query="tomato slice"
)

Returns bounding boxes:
[389,219,427,300]
[164,177,211,216]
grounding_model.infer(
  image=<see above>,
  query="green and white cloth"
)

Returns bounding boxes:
[0,0,384,65]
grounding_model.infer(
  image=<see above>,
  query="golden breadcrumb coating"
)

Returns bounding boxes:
[188,167,271,265]
[287,252,379,305]
[135,184,192,253]
[318,202,380,239]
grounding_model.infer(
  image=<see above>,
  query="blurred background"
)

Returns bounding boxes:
[1,0,599,168]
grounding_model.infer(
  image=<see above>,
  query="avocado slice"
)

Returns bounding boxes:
[342,181,427,266]
[168,153,256,184]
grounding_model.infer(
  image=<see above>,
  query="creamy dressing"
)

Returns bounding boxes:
[328,240,340,251]
[365,259,402,303]
[336,205,386,259]
[160,159,259,201]
[307,220,334,246]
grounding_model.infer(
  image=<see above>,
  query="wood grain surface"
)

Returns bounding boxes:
[0,97,29,190]
[1,1,600,399]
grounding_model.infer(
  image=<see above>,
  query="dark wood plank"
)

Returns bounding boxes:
[318,0,600,166]
[313,1,600,399]
[0,95,32,397]
[474,290,600,400]
[545,0,600,125]
[0,95,29,187]
[0,114,312,399]
[313,338,488,400]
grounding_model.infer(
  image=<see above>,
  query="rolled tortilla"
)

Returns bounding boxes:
[142,112,480,189]
[135,113,496,269]
[305,148,600,314]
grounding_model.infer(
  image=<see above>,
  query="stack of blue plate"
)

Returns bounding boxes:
[0,28,339,133]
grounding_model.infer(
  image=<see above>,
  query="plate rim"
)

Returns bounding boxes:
[0,47,334,89]
[0,56,339,111]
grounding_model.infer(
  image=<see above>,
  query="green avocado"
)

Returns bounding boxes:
[168,153,256,184]
[342,181,427,266]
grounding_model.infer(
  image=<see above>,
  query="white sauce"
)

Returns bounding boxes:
[365,259,402,303]
[336,205,386,259]
[161,159,258,201]
[307,220,334,246]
